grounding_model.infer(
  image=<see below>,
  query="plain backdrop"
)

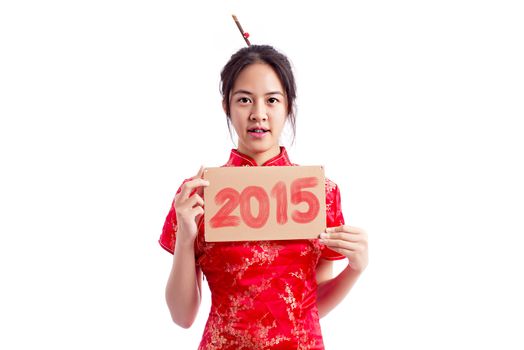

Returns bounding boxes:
[1,0,523,349]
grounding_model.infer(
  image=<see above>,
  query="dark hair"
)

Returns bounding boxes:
[220,44,297,142]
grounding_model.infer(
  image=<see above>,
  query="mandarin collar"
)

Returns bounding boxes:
[225,146,293,167]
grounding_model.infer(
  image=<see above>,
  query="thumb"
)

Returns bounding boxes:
[196,165,206,197]
[193,165,204,179]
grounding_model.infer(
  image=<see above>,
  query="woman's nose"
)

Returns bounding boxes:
[249,101,268,121]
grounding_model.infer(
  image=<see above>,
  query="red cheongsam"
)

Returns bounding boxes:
[159,147,346,350]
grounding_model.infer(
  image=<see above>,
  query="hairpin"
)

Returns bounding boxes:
[232,14,251,46]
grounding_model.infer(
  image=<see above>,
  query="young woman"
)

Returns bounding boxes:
[159,44,368,349]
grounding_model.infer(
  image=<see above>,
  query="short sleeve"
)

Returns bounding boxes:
[158,180,189,255]
[159,196,178,254]
[320,179,347,261]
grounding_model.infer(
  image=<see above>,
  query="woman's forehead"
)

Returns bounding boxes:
[232,63,284,92]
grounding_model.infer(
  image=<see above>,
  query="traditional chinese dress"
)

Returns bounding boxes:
[159,147,346,350]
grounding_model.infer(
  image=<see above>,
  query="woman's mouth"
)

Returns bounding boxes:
[248,128,270,139]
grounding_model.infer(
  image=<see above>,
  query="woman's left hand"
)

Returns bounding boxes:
[320,225,369,273]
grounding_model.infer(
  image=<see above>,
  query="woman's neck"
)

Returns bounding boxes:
[237,145,281,166]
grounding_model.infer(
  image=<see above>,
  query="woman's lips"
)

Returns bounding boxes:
[248,129,270,139]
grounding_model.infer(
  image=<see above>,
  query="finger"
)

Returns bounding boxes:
[329,246,351,257]
[326,225,365,234]
[184,166,206,197]
[320,239,360,252]
[320,231,363,243]
[193,177,209,198]
[190,205,204,218]
[179,178,210,200]
[178,194,200,210]
[193,166,209,197]
[186,194,204,208]
[197,165,204,178]
[195,166,207,196]
[195,211,205,225]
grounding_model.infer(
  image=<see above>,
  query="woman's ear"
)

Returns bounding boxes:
[222,100,227,115]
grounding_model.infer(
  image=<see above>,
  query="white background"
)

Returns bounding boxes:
[1,0,523,349]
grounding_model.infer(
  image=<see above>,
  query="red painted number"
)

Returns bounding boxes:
[209,187,240,228]
[209,177,320,229]
[270,181,287,225]
[240,186,270,228]
[291,177,320,224]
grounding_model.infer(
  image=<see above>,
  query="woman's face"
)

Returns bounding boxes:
[226,63,288,163]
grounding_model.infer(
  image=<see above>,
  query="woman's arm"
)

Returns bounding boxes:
[316,260,364,318]
[315,225,368,318]
[164,167,209,328]
[165,233,202,328]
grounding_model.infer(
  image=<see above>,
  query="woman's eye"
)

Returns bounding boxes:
[238,97,251,103]
[268,97,279,104]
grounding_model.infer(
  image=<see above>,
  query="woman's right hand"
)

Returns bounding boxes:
[174,166,209,245]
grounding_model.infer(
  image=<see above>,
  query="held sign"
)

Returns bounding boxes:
[203,166,326,242]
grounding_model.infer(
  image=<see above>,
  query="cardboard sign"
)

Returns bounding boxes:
[203,166,326,242]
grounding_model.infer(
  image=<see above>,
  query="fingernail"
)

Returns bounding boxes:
[320,232,327,238]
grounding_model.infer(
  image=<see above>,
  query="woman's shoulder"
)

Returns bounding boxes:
[325,177,339,193]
